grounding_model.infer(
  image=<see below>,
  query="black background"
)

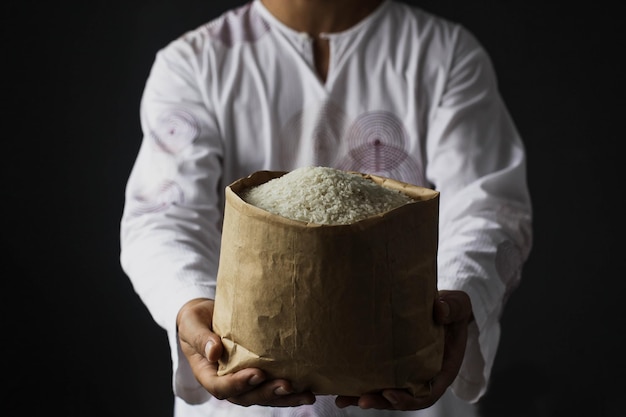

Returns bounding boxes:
[3,1,624,416]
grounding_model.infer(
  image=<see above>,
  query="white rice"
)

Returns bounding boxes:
[241,166,413,225]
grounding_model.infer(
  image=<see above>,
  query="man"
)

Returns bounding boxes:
[120,0,533,415]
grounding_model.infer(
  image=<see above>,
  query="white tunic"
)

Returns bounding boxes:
[120,1,533,415]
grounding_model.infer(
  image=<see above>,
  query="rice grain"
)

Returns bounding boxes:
[241,166,413,225]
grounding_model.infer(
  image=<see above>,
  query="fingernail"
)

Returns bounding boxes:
[204,340,214,358]
[249,374,264,385]
[383,392,398,405]
[438,299,450,319]
[274,386,292,395]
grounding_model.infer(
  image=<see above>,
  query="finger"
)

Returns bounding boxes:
[183,333,268,400]
[370,292,472,411]
[436,291,472,324]
[433,297,450,325]
[381,389,435,410]
[335,396,359,408]
[176,299,268,400]
[428,317,469,400]
[177,299,221,360]
[230,381,315,407]
[357,390,435,411]
[204,338,222,363]
[358,392,394,409]
[189,367,264,401]
[177,300,228,384]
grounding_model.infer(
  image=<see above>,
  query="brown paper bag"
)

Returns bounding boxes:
[213,170,444,397]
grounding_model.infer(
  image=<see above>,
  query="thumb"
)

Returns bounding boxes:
[204,334,223,363]
[177,298,222,362]
[435,290,473,325]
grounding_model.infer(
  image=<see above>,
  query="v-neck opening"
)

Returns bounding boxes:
[253,0,390,89]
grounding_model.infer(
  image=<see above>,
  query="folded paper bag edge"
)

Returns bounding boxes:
[213,170,443,396]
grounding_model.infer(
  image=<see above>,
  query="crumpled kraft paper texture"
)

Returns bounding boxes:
[213,170,444,397]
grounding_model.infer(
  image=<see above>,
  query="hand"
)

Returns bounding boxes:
[334,290,473,410]
[176,298,316,407]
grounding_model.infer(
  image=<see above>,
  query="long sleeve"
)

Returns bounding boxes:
[120,32,224,403]
[425,25,533,402]
[120,1,533,413]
